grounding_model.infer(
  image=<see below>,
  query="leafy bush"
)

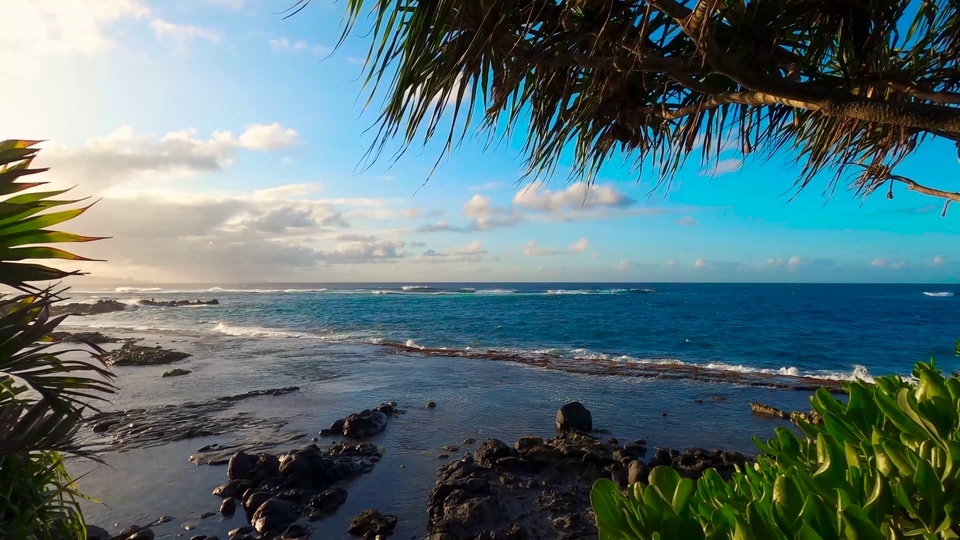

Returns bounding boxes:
[592,360,960,539]
[0,140,113,539]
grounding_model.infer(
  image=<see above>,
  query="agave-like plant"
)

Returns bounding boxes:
[0,140,114,539]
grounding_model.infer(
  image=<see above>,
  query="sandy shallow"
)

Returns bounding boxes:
[70,329,816,539]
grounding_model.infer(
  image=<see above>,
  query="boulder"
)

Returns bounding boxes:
[348,509,398,538]
[749,402,789,419]
[475,438,517,467]
[425,401,437,409]
[251,498,299,534]
[556,402,593,432]
[219,497,237,516]
[228,451,257,481]
[308,486,348,515]
[86,525,110,540]
[627,460,648,485]
[342,410,388,439]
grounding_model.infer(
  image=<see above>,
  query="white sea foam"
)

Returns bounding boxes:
[401,285,431,291]
[115,287,163,293]
[923,291,954,297]
[404,339,423,349]
[213,322,316,339]
[475,289,517,295]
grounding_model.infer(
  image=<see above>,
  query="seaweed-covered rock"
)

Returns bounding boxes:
[104,342,190,366]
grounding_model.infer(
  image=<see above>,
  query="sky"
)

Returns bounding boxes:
[4,0,958,284]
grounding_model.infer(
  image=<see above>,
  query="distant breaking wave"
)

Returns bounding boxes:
[923,291,955,297]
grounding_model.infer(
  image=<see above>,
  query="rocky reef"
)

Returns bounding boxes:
[140,298,220,307]
[49,331,121,344]
[50,299,126,316]
[104,342,191,366]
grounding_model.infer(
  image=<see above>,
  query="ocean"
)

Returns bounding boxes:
[67,282,960,382]
[65,283,960,539]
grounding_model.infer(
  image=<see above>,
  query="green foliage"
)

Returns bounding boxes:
[592,361,960,539]
[0,140,113,539]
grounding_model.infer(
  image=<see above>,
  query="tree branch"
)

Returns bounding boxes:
[888,174,960,203]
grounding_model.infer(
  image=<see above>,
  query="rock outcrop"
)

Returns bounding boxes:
[49,331,120,344]
[211,442,382,537]
[750,402,824,426]
[556,401,593,432]
[162,368,191,377]
[50,300,126,317]
[320,404,403,439]
[104,343,191,366]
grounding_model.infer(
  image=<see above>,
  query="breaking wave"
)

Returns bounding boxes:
[923,291,955,297]
[212,323,317,339]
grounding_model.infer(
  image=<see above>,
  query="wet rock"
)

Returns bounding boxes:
[308,486,348,516]
[86,525,110,540]
[251,498,298,533]
[627,460,648,485]
[375,403,395,415]
[127,529,155,540]
[148,515,174,526]
[140,298,219,307]
[348,509,397,538]
[50,300,126,317]
[228,451,257,481]
[462,438,476,445]
[749,402,789,419]
[475,438,517,466]
[199,511,216,519]
[442,445,459,452]
[162,368,192,377]
[49,331,120,344]
[117,525,143,537]
[220,497,237,516]
[229,525,255,536]
[104,342,191,366]
[789,410,824,426]
[342,410,388,439]
[556,402,592,432]
[426,401,437,409]
[243,491,272,517]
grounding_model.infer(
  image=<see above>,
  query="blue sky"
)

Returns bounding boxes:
[6,0,957,283]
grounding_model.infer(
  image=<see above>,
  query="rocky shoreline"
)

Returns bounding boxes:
[90,398,758,540]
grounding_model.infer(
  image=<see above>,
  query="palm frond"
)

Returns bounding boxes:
[324,0,960,204]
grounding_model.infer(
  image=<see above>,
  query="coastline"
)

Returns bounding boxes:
[71,327,822,539]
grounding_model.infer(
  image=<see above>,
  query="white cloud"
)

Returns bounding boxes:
[2,0,149,75]
[616,260,634,271]
[415,240,489,263]
[694,259,741,271]
[453,240,487,256]
[524,237,589,256]
[269,38,330,56]
[236,123,300,150]
[252,183,323,199]
[205,0,244,8]
[322,238,405,263]
[41,124,299,190]
[514,182,633,212]
[871,258,907,270]
[151,19,221,46]
[934,255,947,265]
[788,256,804,267]
[676,216,697,226]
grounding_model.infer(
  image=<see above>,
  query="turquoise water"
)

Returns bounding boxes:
[68,282,960,381]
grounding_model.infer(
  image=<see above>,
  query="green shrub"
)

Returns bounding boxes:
[592,360,960,539]
[0,140,113,539]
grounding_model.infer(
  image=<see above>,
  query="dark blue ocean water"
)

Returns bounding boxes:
[69,282,960,381]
